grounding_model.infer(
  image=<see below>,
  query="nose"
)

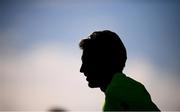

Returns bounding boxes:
[80,63,84,73]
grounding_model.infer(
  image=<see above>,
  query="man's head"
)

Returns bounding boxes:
[79,30,127,88]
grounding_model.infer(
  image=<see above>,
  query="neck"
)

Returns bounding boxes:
[100,77,113,92]
[100,71,123,92]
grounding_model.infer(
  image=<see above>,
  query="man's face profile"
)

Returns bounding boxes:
[80,49,103,88]
[79,30,127,89]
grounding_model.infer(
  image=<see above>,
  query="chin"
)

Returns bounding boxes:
[88,82,99,88]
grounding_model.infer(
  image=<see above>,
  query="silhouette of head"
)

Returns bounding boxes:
[79,30,127,88]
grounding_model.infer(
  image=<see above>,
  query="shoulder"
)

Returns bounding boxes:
[106,73,146,91]
[104,73,160,111]
[105,73,149,99]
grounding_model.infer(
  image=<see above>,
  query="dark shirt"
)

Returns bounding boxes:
[103,72,160,111]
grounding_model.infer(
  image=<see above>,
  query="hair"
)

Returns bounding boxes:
[79,30,127,72]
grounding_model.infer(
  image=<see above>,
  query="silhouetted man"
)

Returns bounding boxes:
[79,30,160,111]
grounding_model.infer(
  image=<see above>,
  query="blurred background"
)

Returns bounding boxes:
[0,0,180,111]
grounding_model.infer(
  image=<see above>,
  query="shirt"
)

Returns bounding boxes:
[103,72,160,111]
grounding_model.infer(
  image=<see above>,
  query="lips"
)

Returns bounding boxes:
[86,76,92,81]
[84,73,94,81]
[84,73,89,77]
[86,76,90,81]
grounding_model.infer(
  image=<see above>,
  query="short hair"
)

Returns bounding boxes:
[79,30,127,72]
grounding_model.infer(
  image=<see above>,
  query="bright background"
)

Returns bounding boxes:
[0,0,180,111]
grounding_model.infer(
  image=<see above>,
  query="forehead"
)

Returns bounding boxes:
[81,49,91,59]
[81,49,97,60]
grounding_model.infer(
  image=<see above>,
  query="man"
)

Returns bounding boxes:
[79,30,160,111]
